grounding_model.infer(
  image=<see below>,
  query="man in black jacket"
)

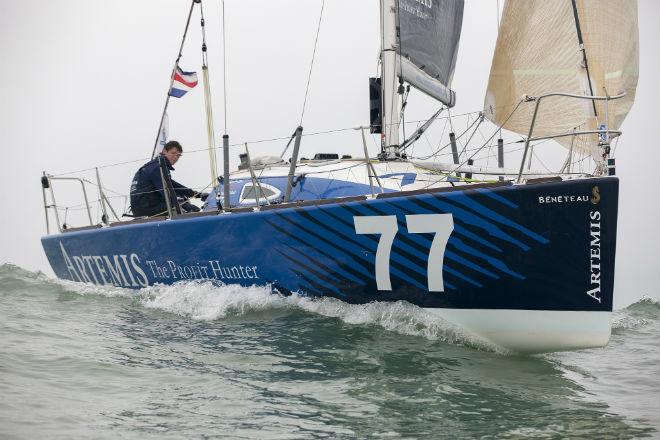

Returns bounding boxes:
[130,141,202,217]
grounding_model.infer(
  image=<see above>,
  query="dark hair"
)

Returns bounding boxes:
[163,140,183,153]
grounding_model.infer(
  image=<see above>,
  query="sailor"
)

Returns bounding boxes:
[130,140,206,217]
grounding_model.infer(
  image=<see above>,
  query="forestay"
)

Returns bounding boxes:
[483,0,638,159]
[397,0,464,107]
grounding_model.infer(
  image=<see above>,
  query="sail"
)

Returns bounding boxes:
[397,0,464,107]
[484,0,638,158]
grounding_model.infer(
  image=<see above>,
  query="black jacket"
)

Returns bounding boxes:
[130,156,194,217]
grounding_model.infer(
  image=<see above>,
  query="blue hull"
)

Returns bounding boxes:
[42,177,618,313]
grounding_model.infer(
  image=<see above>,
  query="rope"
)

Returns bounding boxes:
[200,1,209,66]
[200,0,219,184]
[299,0,325,126]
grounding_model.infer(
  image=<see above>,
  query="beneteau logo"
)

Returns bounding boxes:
[538,186,602,205]
[586,211,602,303]
[59,242,148,287]
[538,194,591,204]
[591,186,600,205]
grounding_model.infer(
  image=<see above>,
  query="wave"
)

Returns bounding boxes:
[132,280,497,352]
[0,262,131,298]
[0,263,496,352]
[624,296,660,312]
[0,263,62,293]
[612,297,660,332]
[4,263,656,349]
[0,263,49,282]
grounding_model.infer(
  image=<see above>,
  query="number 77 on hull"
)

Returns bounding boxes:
[354,214,454,292]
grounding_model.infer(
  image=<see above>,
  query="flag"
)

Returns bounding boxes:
[155,112,169,155]
[169,67,198,98]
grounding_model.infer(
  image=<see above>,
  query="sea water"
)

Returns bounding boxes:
[1,263,658,439]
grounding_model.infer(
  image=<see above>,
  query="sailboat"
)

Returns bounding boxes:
[40,0,639,353]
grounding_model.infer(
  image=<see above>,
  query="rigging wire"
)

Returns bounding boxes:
[221,0,228,134]
[299,0,325,126]
[396,0,407,143]
[413,115,481,160]
[531,149,553,173]
[151,0,198,159]
[471,116,494,168]
[447,108,455,134]
[399,106,444,153]
[492,2,503,147]
[419,99,524,189]
[200,0,219,184]
[493,0,501,143]
[434,115,450,153]
[458,115,484,157]
[570,0,598,117]
[611,135,620,157]
[51,110,488,178]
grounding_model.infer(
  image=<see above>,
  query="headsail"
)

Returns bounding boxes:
[397,0,464,107]
[484,0,638,159]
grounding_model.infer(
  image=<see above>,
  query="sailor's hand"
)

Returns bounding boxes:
[195,192,210,201]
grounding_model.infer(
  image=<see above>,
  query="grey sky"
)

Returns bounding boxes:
[1,0,658,308]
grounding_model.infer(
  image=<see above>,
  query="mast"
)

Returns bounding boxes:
[380,0,400,158]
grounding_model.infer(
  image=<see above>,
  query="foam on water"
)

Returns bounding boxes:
[140,280,285,319]
[134,280,495,352]
[0,264,497,352]
[3,263,658,352]
[0,263,51,284]
[611,296,660,332]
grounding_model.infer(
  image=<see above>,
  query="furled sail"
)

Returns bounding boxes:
[484,0,638,159]
[397,0,464,107]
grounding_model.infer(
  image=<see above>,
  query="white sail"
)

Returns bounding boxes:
[484,0,639,159]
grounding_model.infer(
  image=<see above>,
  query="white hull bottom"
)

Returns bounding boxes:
[426,309,612,354]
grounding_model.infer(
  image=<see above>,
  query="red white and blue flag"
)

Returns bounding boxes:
[169,67,198,98]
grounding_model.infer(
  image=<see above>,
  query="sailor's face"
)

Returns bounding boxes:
[163,149,182,165]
